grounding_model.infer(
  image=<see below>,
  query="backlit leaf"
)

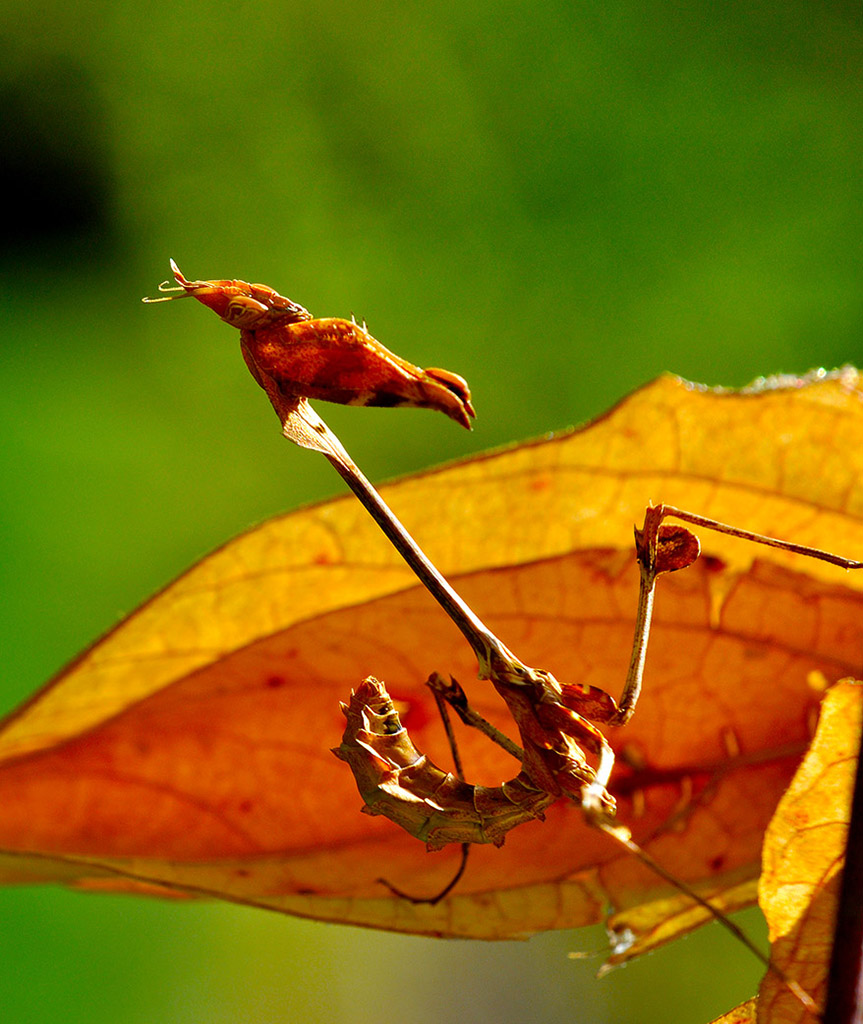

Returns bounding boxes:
[710,999,757,1024]
[756,680,862,1023]
[1,369,863,939]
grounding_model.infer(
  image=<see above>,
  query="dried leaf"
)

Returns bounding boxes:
[756,681,862,1023]
[1,370,863,939]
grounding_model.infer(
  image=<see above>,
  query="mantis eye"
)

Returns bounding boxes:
[224,296,270,327]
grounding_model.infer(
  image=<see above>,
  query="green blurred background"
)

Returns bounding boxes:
[0,1,859,1021]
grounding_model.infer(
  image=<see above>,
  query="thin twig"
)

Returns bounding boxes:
[284,399,520,680]
[655,504,863,570]
[377,846,470,906]
[610,557,657,726]
[430,685,466,780]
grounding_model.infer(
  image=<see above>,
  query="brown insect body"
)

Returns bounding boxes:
[242,318,476,429]
[489,667,616,804]
[145,261,475,430]
[334,677,554,850]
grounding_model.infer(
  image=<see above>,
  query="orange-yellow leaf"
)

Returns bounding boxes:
[756,681,862,1023]
[1,370,862,939]
[711,999,757,1024]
